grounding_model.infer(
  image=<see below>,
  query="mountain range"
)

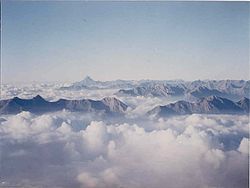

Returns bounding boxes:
[117,83,186,97]
[61,76,136,90]
[147,96,250,117]
[0,95,249,117]
[61,77,249,100]
[0,95,128,115]
[117,80,250,100]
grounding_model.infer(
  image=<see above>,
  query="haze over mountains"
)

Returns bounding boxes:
[2,1,249,187]
[0,76,249,116]
[62,76,250,101]
[61,76,136,90]
[1,77,249,188]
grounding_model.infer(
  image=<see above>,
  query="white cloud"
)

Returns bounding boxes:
[82,121,109,156]
[77,172,99,188]
[0,112,248,188]
[1,83,118,101]
[238,138,249,154]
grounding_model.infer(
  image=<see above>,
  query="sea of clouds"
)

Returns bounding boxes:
[0,111,248,188]
[0,83,249,188]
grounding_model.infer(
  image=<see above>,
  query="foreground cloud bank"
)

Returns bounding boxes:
[0,112,248,188]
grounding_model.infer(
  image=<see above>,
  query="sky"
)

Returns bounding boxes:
[1,1,250,83]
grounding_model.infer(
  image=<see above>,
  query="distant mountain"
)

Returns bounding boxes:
[117,83,185,97]
[147,96,250,117]
[61,76,136,90]
[185,80,250,100]
[61,77,249,100]
[78,76,97,86]
[0,95,128,115]
[117,80,250,100]
[188,86,227,98]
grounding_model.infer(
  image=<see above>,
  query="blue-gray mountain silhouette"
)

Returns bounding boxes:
[147,96,250,116]
[0,95,128,115]
[61,77,249,100]
[117,83,185,97]
[116,80,249,100]
[62,76,135,90]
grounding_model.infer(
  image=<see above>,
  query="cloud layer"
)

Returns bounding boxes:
[0,111,248,188]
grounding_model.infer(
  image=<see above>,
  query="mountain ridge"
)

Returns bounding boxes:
[147,96,250,117]
[60,76,249,101]
[0,95,128,115]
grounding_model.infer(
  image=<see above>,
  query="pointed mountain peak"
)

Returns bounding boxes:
[84,76,94,81]
[13,96,22,101]
[33,95,45,101]
[101,97,128,112]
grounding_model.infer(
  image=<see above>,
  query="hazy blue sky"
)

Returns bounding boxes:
[2,1,249,83]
